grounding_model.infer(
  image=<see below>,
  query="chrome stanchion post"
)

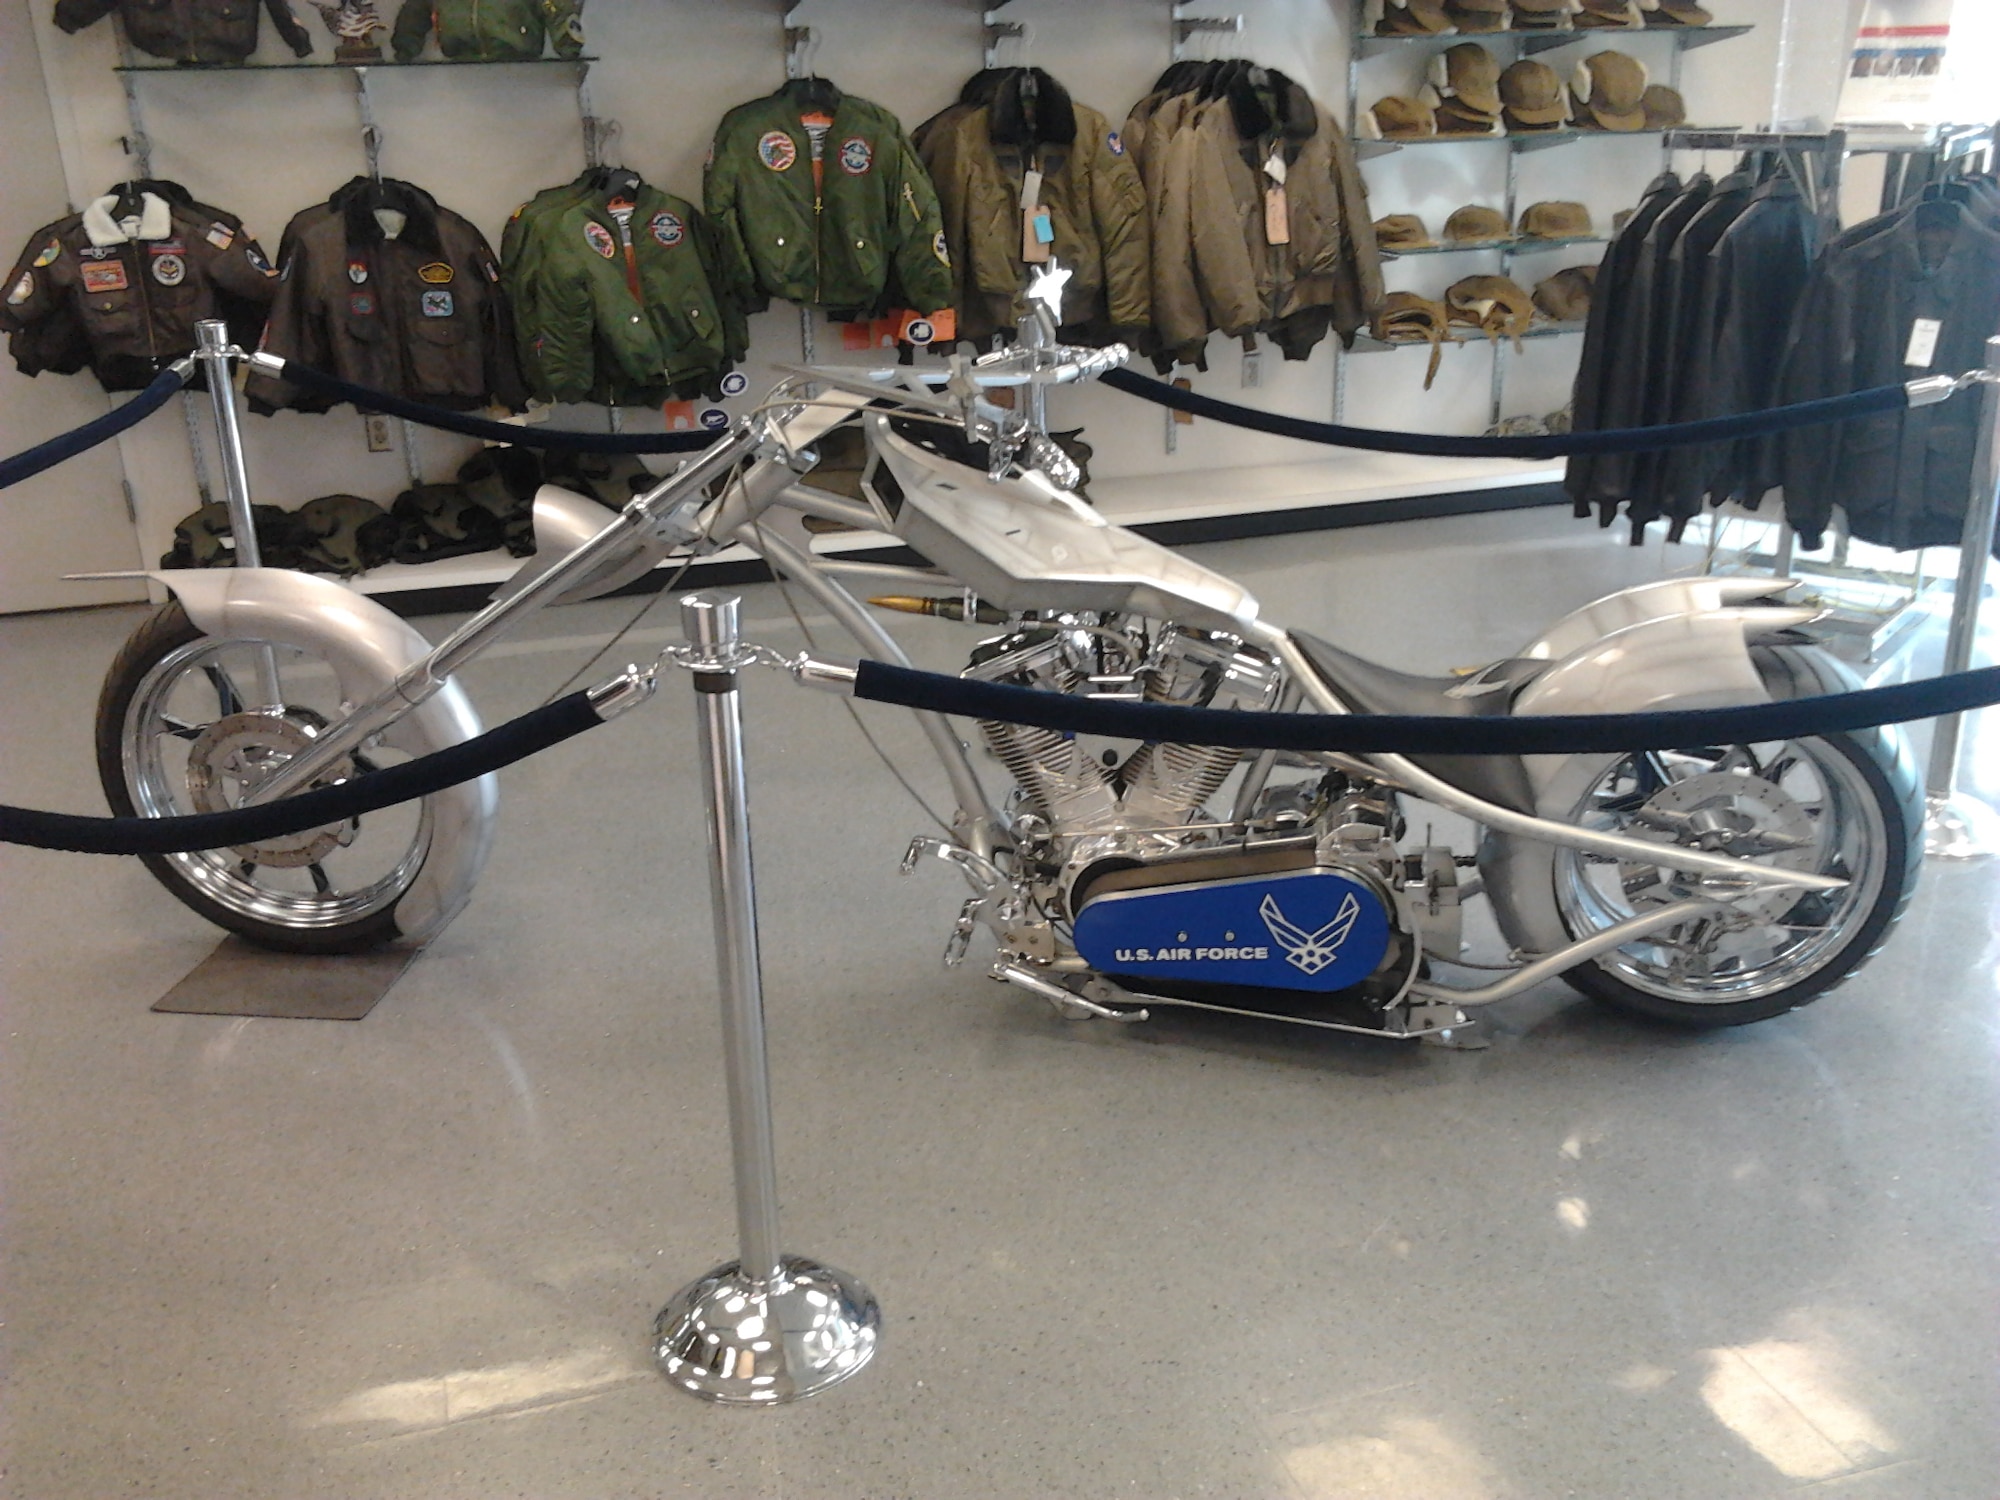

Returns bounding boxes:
[194,317,283,710]
[653,592,879,1404]
[1923,336,2000,860]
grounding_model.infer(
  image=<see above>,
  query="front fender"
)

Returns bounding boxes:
[147,567,496,945]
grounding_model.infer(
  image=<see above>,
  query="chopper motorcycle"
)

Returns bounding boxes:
[93,284,1923,1039]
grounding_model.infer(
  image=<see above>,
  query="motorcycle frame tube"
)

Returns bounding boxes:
[244,421,768,805]
[1252,625,1848,896]
[1408,897,1717,1007]
[748,528,1002,859]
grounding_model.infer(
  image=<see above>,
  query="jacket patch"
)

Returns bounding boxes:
[81,262,129,294]
[248,245,276,277]
[650,211,685,247]
[421,289,454,318]
[349,291,375,316]
[757,131,798,172]
[1107,131,1125,156]
[151,253,187,287]
[79,245,116,260]
[932,229,950,266]
[418,261,455,284]
[33,239,62,267]
[839,137,873,175]
[347,258,369,284]
[584,221,617,258]
[7,272,32,305]
[205,222,237,249]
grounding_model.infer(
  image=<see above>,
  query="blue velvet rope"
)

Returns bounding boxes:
[0,690,603,856]
[1099,367,1915,461]
[0,364,189,491]
[270,361,722,454]
[852,659,2000,756]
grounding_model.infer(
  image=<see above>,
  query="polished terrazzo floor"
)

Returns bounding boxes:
[2,509,1995,1499]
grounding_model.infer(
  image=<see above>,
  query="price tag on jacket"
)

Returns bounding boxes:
[1263,152,1290,247]
[1904,317,1942,369]
[1020,168,1052,262]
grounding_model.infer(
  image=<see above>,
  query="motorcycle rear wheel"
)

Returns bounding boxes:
[95,601,439,954]
[1552,721,1920,1028]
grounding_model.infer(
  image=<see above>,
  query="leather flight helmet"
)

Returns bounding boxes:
[1365,94,1439,139]
[1373,213,1438,250]
[1446,273,1536,346]
[1576,0,1644,26]
[1510,0,1580,25]
[1641,83,1688,129]
[1533,265,1597,322]
[1646,0,1714,21]
[1371,290,1455,390]
[1374,0,1453,33]
[1571,50,1649,129]
[1499,58,1571,128]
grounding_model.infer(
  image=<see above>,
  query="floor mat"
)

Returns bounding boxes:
[151,938,423,1020]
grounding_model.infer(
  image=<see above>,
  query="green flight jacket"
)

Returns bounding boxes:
[704,80,953,318]
[506,176,745,405]
[391,0,583,62]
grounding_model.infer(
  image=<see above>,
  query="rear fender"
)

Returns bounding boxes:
[147,567,495,944]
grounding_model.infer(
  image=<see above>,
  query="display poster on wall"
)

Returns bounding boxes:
[1832,0,1960,125]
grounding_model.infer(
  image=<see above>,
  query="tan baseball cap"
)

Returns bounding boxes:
[1444,0,1509,33]
[1366,95,1438,139]
[1511,0,1578,21]
[1430,42,1503,118]
[1533,266,1597,322]
[1577,0,1643,26]
[1641,83,1687,128]
[1518,200,1594,237]
[1648,0,1714,22]
[1376,0,1453,33]
[1572,51,1649,129]
[1373,213,1437,250]
[1432,96,1506,135]
[1500,59,1571,127]
[1444,204,1513,244]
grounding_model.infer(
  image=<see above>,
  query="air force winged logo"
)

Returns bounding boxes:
[1260,893,1362,977]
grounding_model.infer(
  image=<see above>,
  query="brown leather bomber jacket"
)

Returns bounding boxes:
[54,0,314,64]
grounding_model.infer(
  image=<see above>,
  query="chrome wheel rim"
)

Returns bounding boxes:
[1554,740,1888,1004]
[122,634,431,931]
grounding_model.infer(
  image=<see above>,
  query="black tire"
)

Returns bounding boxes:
[1557,649,1924,1028]
[95,601,426,954]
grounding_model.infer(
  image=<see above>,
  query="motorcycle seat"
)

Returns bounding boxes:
[1289,630,1538,814]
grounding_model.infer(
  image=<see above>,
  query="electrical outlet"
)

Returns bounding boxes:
[364,414,393,452]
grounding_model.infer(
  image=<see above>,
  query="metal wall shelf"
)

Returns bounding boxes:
[1355,23,1751,60]
[1382,233,1607,259]
[114,54,594,74]
[1352,320,1585,355]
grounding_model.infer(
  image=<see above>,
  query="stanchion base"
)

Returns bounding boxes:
[653,1255,879,1405]
[1924,793,2000,861]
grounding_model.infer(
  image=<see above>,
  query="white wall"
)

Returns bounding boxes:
[6,0,1808,613]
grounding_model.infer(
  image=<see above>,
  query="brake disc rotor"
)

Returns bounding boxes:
[1619,770,1820,923]
[185,711,355,867]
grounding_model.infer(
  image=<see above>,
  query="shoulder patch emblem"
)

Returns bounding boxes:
[417,261,454,284]
[347,258,369,284]
[932,229,950,266]
[421,289,453,318]
[584,220,617,258]
[247,244,275,277]
[204,222,235,250]
[839,137,873,175]
[150,253,186,287]
[7,272,33,305]
[757,130,798,172]
[348,290,375,316]
[33,239,62,267]
[649,211,685,247]
[1107,130,1125,156]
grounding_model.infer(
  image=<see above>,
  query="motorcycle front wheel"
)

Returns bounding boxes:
[1551,718,1921,1028]
[95,601,444,954]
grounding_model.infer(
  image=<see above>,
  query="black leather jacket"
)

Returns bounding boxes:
[1776,199,2000,553]
[54,0,312,63]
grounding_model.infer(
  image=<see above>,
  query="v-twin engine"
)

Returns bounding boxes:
[966,618,1281,849]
